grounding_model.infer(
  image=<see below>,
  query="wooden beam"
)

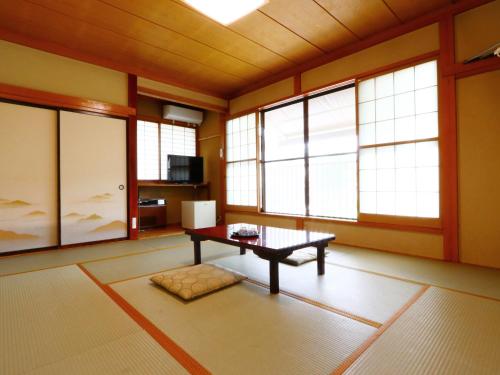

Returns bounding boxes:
[0,82,135,117]
[137,86,227,113]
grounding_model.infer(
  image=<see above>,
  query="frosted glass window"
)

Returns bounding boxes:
[375,73,393,98]
[376,120,394,144]
[359,101,375,124]
[358,141,439,217]
[226,160,257,206]
[415,61,437,89]
[263,102,304,161]
[358,60,438,146]
[376,97,394,121]
[137,120,159,180]
[137,120,196,181]
[415,86,438,114]
[160,124,196,179]
[395,92,415,118]
[359,123,376,146]
[358,60,439,219]
[264,159,306,216]
[309,154,357,219]
[394,67,414,94]
[226,113,257,206]
[416,112,438,139]
[308,87,356,155]
[358,79,375,102]
[261,84,357,219]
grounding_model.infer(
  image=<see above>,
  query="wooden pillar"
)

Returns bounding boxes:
[128,74,139,240]
[439,16,459,262]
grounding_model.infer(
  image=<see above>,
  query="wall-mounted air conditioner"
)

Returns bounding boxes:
[163,105,203,125]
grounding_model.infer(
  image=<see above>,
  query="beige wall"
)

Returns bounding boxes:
[229,24,439,115]
[229,78,295,115]
[301,23,439,92]
[454,0,500,62]
[0,40,127,105]
[457,70,500,268]
[199,111,222,221]
[304,221,443,259]
[137,95,163,118]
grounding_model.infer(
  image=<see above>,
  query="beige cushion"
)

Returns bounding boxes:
[281,248,329,266]
[150,264,247,301]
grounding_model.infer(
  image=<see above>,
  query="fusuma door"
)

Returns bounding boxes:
[0,102,58,253]
[59,111,127,245]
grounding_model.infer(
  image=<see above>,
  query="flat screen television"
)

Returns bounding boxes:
[167,155,203,184]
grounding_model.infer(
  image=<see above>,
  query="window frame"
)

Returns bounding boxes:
[137,115,198,183]
[222,54,444,234]
[224,112,260,212]
[260,82,357,219]
[356,57,442,229]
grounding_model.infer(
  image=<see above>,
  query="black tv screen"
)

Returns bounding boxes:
[167,155,203,184]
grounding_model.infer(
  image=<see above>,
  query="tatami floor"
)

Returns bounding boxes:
[1,235,500,374]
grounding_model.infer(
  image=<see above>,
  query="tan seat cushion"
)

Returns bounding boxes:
[150,264,247,301]
[281,247,329,266]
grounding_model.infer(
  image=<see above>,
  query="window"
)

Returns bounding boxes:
[226,114,257,206]
[137,120,159,180]
[261,84,357,219]
[358,60,439,218]
[137,120,196,180]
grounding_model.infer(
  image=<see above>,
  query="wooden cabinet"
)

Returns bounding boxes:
[139,205,167,230]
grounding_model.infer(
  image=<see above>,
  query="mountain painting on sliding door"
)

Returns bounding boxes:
[59,111,127,245]
[0,102,58,253]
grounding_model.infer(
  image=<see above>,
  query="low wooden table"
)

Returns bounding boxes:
[185,223,336,294]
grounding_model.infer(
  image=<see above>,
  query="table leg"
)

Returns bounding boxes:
[269,259,280,294]
[240,247,246,255]
[316,245,325,275]
[193,240,201,265]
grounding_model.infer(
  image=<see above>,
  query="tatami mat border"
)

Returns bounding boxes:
[326,260,500,303]
[77,264,211,375]
[0,242,191,278]
[244,278,382,328]
[332,285,430,374]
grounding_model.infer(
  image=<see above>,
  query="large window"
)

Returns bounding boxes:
[358,60,439,218]
[137,120,196,180]
[224,60,440,226]
[226,114,257,207]
[261,84,357,219]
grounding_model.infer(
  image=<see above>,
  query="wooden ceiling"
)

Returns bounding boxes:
[0,0,454,98]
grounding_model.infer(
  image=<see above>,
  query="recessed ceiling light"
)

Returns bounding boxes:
[183,0,268,26]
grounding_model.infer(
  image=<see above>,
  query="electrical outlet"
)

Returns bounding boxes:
[132,217,137,229]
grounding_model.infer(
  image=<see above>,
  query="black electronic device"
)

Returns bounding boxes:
[167,155,203,184]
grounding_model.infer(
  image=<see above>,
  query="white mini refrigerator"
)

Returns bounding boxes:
[181,200,216,229]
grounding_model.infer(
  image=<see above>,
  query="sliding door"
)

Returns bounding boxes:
[0,102,58,253]
[60,111,127,245]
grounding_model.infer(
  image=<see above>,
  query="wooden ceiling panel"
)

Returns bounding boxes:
[27,0,267,82]
[229,10,325,64]
[103,0,295,74]
[0,0,244,95]
[315,0,401,38]
[259,0,359,52]
[0,0,459,97]
[384,0,452,21]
